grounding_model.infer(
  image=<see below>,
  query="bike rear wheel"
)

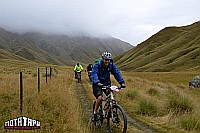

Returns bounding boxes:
[107,104,127,133]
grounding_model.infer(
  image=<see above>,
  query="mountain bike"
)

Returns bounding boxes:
[87,71,92,82]
[90,85,127,133]
[76,71,81,83]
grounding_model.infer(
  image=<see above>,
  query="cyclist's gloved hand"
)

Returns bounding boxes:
[97,83,103,87]
[121,83,126,88]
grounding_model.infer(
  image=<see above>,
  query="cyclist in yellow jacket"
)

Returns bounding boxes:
[74,62,83,79]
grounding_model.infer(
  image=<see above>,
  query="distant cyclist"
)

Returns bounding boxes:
[74,62,83,80]
[87,64,93,72]
[87,64,93,82]
[91,52,126,122]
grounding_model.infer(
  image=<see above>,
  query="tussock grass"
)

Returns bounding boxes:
[180,114,200,131]
[138,99,159,116]
[147,87,159,96]
[124,90,138,100]
[167,88,193,114]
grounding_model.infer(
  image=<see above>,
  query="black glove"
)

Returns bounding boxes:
[121,83,126,88]
[97,83,103,87]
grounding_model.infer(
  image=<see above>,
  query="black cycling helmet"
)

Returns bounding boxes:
[77,62,80,66]
[102,52,112,59]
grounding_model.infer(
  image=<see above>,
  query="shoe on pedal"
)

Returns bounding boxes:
[94,113,98,121]
[92,113,98,123]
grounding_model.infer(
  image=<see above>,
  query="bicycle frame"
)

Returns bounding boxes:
[91,85,127,133]
[76,71,81,83]
[102,86,119,118]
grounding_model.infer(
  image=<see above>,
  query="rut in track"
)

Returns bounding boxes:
[74,79,160,133]
[126,114,160,133]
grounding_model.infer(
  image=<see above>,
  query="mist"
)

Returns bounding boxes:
[0,0,199,45]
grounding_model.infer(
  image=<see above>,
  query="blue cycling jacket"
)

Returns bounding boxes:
[91,59,125,86]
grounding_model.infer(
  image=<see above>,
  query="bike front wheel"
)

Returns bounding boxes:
[77,74,81,83]
[92,101,103,128]
[107,104,127,133]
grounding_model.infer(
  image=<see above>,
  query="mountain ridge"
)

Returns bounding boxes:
[0,28,132,66]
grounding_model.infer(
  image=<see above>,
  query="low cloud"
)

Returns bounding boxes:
[0,0,199,45]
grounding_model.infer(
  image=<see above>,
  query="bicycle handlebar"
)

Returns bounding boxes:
[101,85,124,90]
[97,82,125,90]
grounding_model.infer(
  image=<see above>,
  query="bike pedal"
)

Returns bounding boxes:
[96,123,102,128]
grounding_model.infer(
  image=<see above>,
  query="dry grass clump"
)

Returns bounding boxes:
[166,88,193,115]
[124,90,138,100]
[179,113,200,132]
[137,98,159,116]
[147,87,160,96]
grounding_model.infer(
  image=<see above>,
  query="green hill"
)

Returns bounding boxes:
[115,21,200,72]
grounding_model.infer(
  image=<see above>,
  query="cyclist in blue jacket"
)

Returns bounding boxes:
[91,52,126,121]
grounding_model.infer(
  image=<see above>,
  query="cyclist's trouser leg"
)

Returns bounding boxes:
[92,84,102,99]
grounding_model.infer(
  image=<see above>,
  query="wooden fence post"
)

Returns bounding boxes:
[46,67,47,83]
[50,67,52,79]
[38,68,40,93]
[20,72,23,114]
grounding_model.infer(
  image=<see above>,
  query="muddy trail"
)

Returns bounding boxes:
[74,79,160,133]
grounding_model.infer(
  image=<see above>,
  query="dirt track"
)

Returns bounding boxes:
[74,80,108,133]
[73,78,160,133]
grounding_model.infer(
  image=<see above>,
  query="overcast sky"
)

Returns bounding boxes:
[0,0,199,46]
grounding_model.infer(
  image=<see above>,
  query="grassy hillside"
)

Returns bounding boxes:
[0,28,66,65]
[115,21,200,72]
